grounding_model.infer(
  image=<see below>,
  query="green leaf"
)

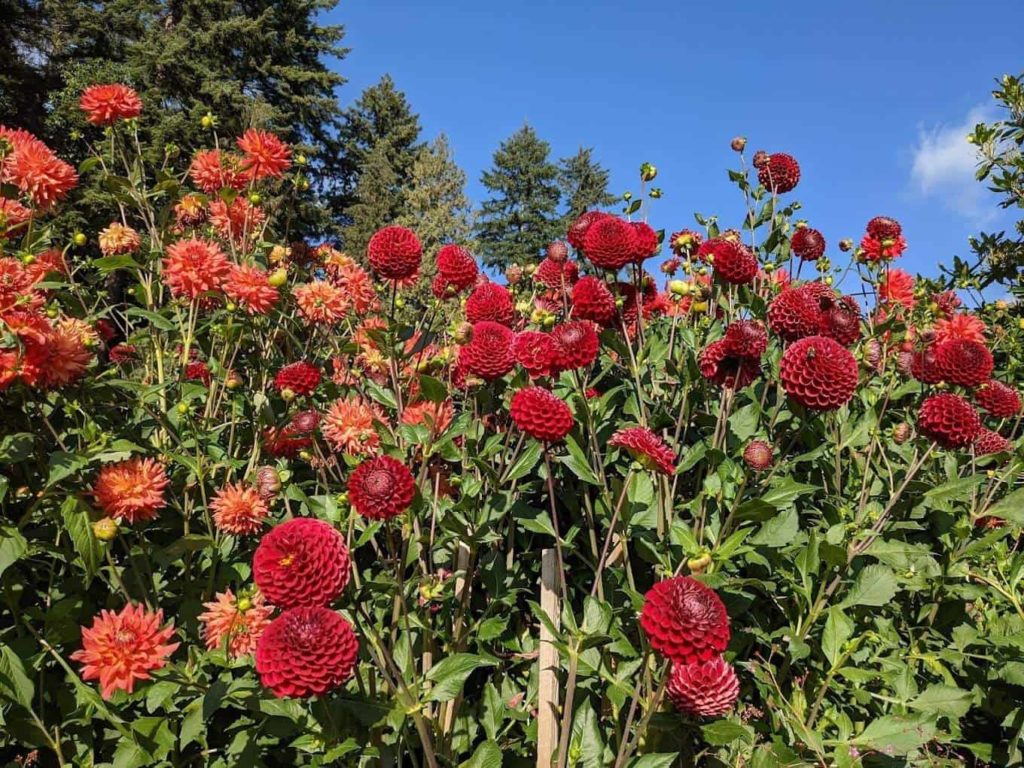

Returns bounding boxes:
[0,523,28,577]
[426,653,495,702]
[459,740,502,768]
[761,478,816,509]
[0,432,34,463]
[124,307,176,332]
[0,644,34,708]
[701,719,753,746]
[504,440,542,482]
[93,254,141,274]
[750,507,798,548]
[841,564,898,608]
[923,474,985,509]
[418,375,448,404]
[984,488,1024,525]
[628,755,679,768]
[560,435,600,485]
[61,496,102,581]
[570,699,606,768]
[822,608,853,668]
[852,713,936,755]
[908,684,973,719]
[48,451,89,486]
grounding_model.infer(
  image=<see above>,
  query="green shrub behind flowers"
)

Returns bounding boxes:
[0,86,1022,767]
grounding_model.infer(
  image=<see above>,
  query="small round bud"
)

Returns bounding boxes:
[668,279,688,297]
[839,239,853,252]
[237,597,253,612]
[177,402,189,415]
[92,517,119,541]
[268,268,288,287]
[730,136,747,152]
[248,193,262,205]
[73,232,87,247]
[640,162,657,182]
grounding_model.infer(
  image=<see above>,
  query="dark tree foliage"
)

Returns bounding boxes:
[558,146,616,225]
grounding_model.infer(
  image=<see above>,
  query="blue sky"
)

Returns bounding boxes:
[325,1,1023,279]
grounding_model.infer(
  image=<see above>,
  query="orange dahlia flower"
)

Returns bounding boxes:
[79,84,142,126]
[162,238,231,299]
[934,313,986,344]
[98,222,142,256]
[199,589,273,658]
[93,457,169,524]
[294,280,349,325]
[210,481,269,536]
[224,264,279,315]
[237,129,291,180]
[322,397,382,455]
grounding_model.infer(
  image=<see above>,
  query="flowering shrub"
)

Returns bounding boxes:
[1,88,1023,767]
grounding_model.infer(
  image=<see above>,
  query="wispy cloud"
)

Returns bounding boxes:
[910,105,993,224]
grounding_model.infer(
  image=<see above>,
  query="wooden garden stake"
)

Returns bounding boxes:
[537,547,561,768]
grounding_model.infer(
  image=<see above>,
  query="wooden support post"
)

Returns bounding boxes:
[537,548,561,768]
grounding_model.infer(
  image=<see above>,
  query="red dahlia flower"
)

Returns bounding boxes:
[549,320,600,371]
[779,335,858,410]
[367,226,422,280]
[640,576,730,664]
[666,658,740,718]
[347,455,415,520]
[534,256,579,289]
[79,84,143,126]
[866,216,902,241]
[571,276,617,326]
[669,229,703,258]
[819,294,861,347]
[934,339,993,388]
[767,285,822,341]
[513,331,557,378]
[608,427,676,475]
[699,340,760,389]
[630,222,660,262]
[974,380,1022,419]
[253,518,351,608]
[707,239,758,285]
[458,321,515,381]
[859,233,906,262]
[878,269,916,310]
[435,244,479,292]
[723,320,768,358]
[274,361,321,397]
[918,393,981,449]
[974,429,1012,456]
[791,227,825,261]
[255,606,358,698]
[934,313,986,344]
[582,215,637,270]
[757,152,800,193]
[465,282,515,325]
[509,387,574,442]
[567,210,610,251]
[910,346,943,385]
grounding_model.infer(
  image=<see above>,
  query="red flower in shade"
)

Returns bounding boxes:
[640,576,730,664]
[582,215,638,270]
[707,239,758,285]
[571,276,617,326]
[768,285,823,341]
[509,386,574,442]
[867,216,902,241]
[975,380,1022,419]
[934,339,993,388]
[669,229,703,258]
[274,361,321,397]
[917,393,982,449]
[70,604,178,700]
[780,335,858,410]
[255,606,358,698]
[209,197,265,245]
[163,238,231,299]
[263,426,312,458]
[757,152,800,193]
[931,290,961,318]
[513,331,557,378]
[435,244,479,293]
[185,360,211,385]
[253,518,351,609]
[174,194,207,227]
[630,222,660,262]
[666,658,740,718]
[743,440,773,471]
[199,589,272,658]
[0,197,31,232]
[367,226,422,280]
[878,268,916,310]
[210,482,269,535]
[0,127,78,208]
[547,240,569,262]
[93,458,169,524]
[534,256,579,289]
[224,264,278,314]
[109,343,137,364]
[911,345,944,384]
[723,320,767,358]
[859,233,906,262]
[567,210,610,251]
[237,129,291,180]
[347,455,415,520]
[699,340,760,389]
[465,282,515,326]
[934,313,986,344]
[791,227,825,261]
[974,429,1012,456]
[188,149,245,193]
[459,321,515,381]
[819,294,861,347]
[79,84,142,126]
[608,426,676,474]
[549,320,600,371]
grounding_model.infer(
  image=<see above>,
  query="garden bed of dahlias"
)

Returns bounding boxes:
[1,84,1022,768]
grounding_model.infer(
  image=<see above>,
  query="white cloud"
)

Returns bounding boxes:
[910,105,994,224]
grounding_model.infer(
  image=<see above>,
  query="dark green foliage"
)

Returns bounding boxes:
[558,146,616,225]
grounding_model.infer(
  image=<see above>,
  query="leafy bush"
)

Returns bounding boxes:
[1,87,1023,768]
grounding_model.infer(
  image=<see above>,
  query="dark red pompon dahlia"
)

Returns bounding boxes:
[571,276,617,326]
[934,339,994,389]
[767,285,821,342]
[509,387,574,443]
[757,152,800,193]
[274,361,321,397]
[435,244,478,293]
[367,226,422,280]
[458,321,515,381]
[709,239,758,285]
[348,455,415,521]
[255,606,359,698]
[723,320,768,359]
[549,320,600,371]
[640,576,730,665]
[866,216,902,241]
[791,227,825,261]
[534,257,579,289]
[974,428,1012,456]
[465,282,515,326]
[630,222,660,263]
[699,340,761,390]
[910,346,944,385]
[974,380,1022,419]
[253,518,351,608]
[779,335,858,410]
[608,426,676,475]
[567,210,610,251]
[666,658,740,718]
[513,331,557,378]
[917,393,982,449]
[582,215,638,271]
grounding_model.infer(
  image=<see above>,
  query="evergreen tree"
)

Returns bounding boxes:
[0,0,50,135]
[558,146,616,224]
[398,134,474,255]
[342,139,402,259]
[475,124,562,270]
[337,75,422,217]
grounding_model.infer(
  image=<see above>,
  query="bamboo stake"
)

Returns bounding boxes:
[537,548,561,768]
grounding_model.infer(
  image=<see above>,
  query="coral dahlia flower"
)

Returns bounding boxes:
[878,268,915,310]
[237,129,291,180]
[209,197,266,245]
[609,427,676,474]
[199,589,273,658]
[322,397,382,455]
[79,84,142,126]
[0,127,78,208]
[224,264,279,314]
[640,576,731,665]
[401,399,454,435]
[40,317,95,388]
[93,458,169,524]
[162,238,231,299]
[188,149,245,193]
[210,482,269,535]
[933,313,986,344]
[294,280,350,325]
[253,518,351,608]
[255,606,359,698]
[71,604,179,699]
[98,222,141,256]
[666,658,740,718]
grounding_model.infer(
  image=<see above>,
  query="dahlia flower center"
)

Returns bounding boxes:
[278,553,295,567]
[680,592,711,620]
[364,469,394,496]
[114,629,137,647]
